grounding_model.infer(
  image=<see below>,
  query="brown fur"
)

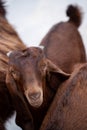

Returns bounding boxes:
[0,1,26,130]
[5,4,86,130]
[6,47,70,130]
[40,4,86,73]
[40,63,87,130]
[0,9,26,73]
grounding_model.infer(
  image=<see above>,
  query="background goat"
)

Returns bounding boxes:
[40,63,87,130]
[40,5,86,73]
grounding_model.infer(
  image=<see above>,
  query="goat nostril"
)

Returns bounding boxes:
[29,92,41,100]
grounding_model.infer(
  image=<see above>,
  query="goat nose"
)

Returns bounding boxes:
[29,92,41,100]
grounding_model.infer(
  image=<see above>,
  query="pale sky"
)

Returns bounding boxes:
[4,0,87,130]
[6,0,87,52]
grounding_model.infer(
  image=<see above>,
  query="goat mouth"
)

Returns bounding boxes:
[29,99,43,108]
[25,94,43,108]
[25,88,43,108]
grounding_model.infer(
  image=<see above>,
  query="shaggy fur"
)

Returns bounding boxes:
[0,1,26,130]
[0,4,26,74]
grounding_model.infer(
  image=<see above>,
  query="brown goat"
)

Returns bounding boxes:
[0,1,29,130]
[40,5,86,73]
[6,47,70,130]
[6,4,86,130]
[40,63,87,130]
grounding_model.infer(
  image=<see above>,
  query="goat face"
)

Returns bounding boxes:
[6,47,70,108]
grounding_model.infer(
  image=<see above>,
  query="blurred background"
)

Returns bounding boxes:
[6,0,87,51]
[4,0,87,130]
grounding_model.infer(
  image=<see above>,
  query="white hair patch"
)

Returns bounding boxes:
[30,45,44,50]
[7,51,13,57]
[38,45,44,50]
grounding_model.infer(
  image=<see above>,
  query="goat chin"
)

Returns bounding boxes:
[29,100,43,108]
[27,96,43,108]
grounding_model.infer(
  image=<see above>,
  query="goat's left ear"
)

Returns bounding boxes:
[46,59,71,77]
[45,59,71,91]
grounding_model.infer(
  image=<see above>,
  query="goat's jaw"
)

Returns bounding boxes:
[28,98,43,108]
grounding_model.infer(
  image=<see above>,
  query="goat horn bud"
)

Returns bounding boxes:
[7,51,13,57]
[38,45,44,50]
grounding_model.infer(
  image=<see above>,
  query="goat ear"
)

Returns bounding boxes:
[45,59,71,91]
[6,69,18,95]
[46,59,71,77]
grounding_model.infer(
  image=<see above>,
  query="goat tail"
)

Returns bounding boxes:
[0,0,6,17]
[66,5,83,28]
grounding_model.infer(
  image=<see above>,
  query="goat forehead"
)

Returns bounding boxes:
[9,47,43,65]
[12,58,39,74]
[9,50,43,74]
[11,56,32,66]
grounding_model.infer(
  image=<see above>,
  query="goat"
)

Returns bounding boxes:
[40,5,86,73]
[40,63,87,130]
[6,47,70,130]
[6,4,86,130]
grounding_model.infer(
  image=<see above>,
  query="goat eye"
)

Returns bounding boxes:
[11,70,20,80]
[11,70,15,74]
[11,70,16,77]
[42,63,46,68]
